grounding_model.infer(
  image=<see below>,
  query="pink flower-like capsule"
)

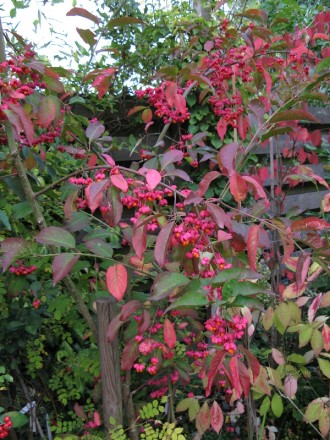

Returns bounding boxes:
[133,363,145,373]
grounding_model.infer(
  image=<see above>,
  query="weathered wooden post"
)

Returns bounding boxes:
[96,297,123,430]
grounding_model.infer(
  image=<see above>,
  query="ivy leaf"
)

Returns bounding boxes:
[52,253,80,285]
[36,227,76,248]
[106,264,128,301]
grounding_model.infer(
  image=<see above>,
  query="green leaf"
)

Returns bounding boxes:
[259,396,270,416]
[176,398,193,412]
[211,268,262,285]
[271,394,283,418]
[76,28,97,47]
[287,354,306,364]
[150,272,190,301]
[85,239,114,258]
[165,279,208,311]
[12,201,33,219]
[222,279,271,301]
[315,57,330,73]
[36,226,76,248]
[107,17,144,28]
[0,411,28,428]
[304,401,322,423]
[318,358,330,379]
[0,210,11,230]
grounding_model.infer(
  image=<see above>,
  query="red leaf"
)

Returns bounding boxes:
[73,403,87,421]
[230,172,248,203]
[272,348,285,365]
[239,346,260,381]
[308,293,322,323]
[121,339,139,370]
[138,309,151,334]
[5,102,34,145]
[146,169,161,190]
[102,154,116,166]
[52,253,80,285]
[205,202,232,229]
[127,105,146,116]
[88,154,98,168]
[120,300,142,321]
[206,350,227,397]
[217,230,232,241]
[66,7,100,24]
[165,82,178,106]
[154,221,175,267]
[106,264,128,301]
[198,171,220,197]
[291,217,330,232]
[217,143,240,177]
[268,109,319,124]
[132,216,148,259]
[296,253,311,290]
[262,68,272,95]
[247,225,260,272]
[110,173,128,193]
[107,314,125,343]
[242,175,268,202]
[85,180,109,213]
[284,375,297,399]
[237,360,251,397]
[196,402,211,435]
[38,95,60,128]
[164,318,176,349]
[1,238,31,272]
[237,114,249,141]
[160,149,184,170]
[229,356,241,397]
[216,118,227,141]
[211,401,224,434]
[173,93,187,114]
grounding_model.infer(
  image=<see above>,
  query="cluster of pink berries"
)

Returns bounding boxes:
[135,81,190,124]
[9,261,37,276]
[172,210,216,248]
[0,416,12,438]
[204,315,248,355]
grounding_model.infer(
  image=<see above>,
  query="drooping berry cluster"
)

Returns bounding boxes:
[204,314,248,355]
[0,416,12,439]
[135,81,190,124]
[9,261,37,276]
